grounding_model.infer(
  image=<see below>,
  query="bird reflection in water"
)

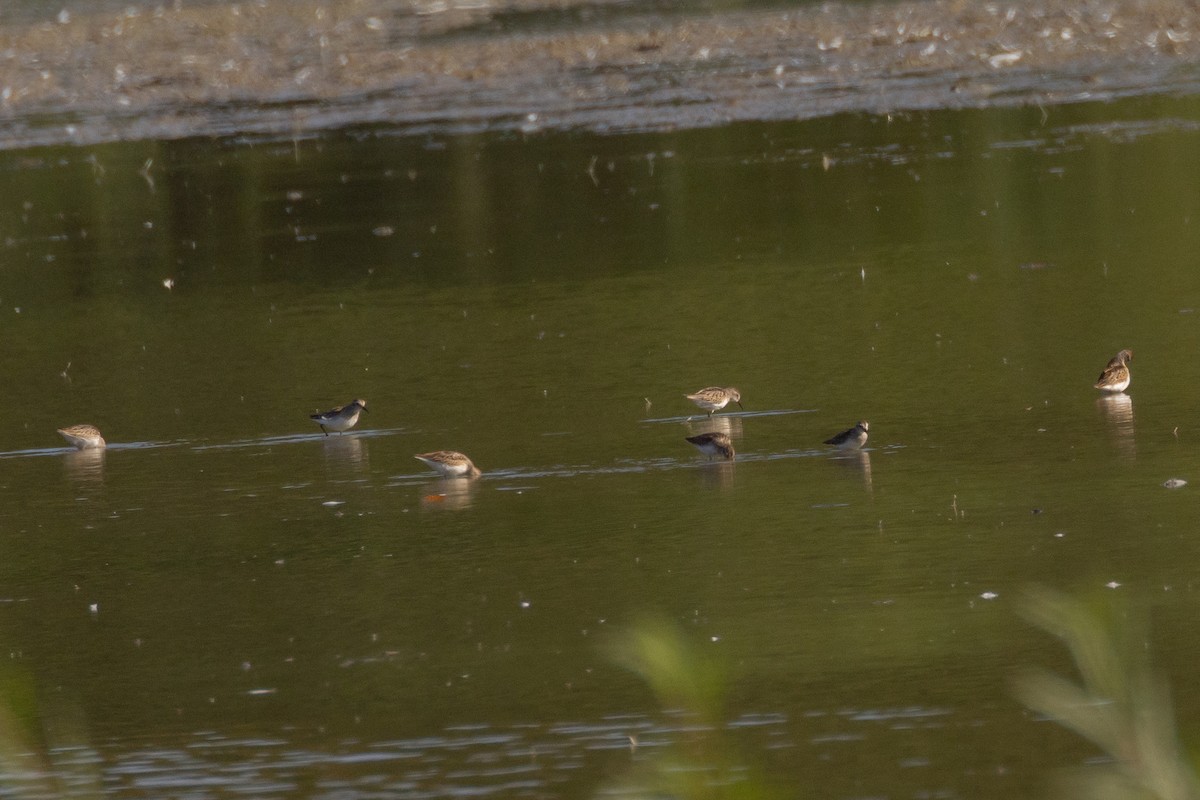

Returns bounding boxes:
[420,477,479,511]
[831,448,873,493]
[695,459,736,491]
[322,435,369,472]
[685,414,743,440]
[63,447,105,485]
[1096,393,1135,459]
[682,413,738,490]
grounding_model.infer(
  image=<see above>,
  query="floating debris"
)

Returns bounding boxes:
[1162,478,1187,489]
[988,50,1024,68]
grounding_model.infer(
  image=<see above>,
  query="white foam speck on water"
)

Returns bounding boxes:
[980,592,998,600]
[1106,581,1121,589]
[1162,478,1187,489]
[322,500,345,507]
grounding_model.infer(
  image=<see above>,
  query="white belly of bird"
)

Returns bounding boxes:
[322,410,360,431]
[1099,376,1130,392]
[691,397,728,412]
[59,430,104,449]
[418,456,469,476]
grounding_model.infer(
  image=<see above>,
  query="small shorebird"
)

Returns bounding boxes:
[685,432,735,461]
[824,421,869,450]
[685,387,743,416]
[415,451,482,478]
[57,424,106,450]
[1094,349,1132,393]
[310,399,367,435]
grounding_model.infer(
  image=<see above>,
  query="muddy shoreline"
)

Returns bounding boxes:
[3,0,1200,149]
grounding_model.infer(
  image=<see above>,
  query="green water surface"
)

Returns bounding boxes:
[1,95,1200,798]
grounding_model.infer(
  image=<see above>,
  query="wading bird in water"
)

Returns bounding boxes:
[685,387,742,416]
[57,424,105,450]
[310,399,368,435]
[824,421,869,450]
[1094,349,1132,393]
[414,451,482,478]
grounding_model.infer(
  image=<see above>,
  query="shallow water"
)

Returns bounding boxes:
[3,92,1200,797]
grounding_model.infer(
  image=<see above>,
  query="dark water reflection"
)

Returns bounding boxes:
[25,707,991,799]
[5,94,1200,797]
[63,447,107,485]
[26,692,1057,800]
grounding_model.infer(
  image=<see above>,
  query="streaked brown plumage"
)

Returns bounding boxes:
[1094,349,1132,393]
[415,450,482,478]
[57,424,106,450]
[684,387,742,416]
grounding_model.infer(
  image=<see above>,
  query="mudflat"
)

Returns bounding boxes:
[3,0,1200,147]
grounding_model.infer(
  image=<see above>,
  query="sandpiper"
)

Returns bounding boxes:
[310,399,367,435]
[824,421,869,450]
[1094,349,1132,393]
[414,451,482,478]
[685,431,735,461]
[57,424,106,450]
[685,387,743,416]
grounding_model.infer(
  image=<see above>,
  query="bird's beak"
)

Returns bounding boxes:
[736,401,744,410]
